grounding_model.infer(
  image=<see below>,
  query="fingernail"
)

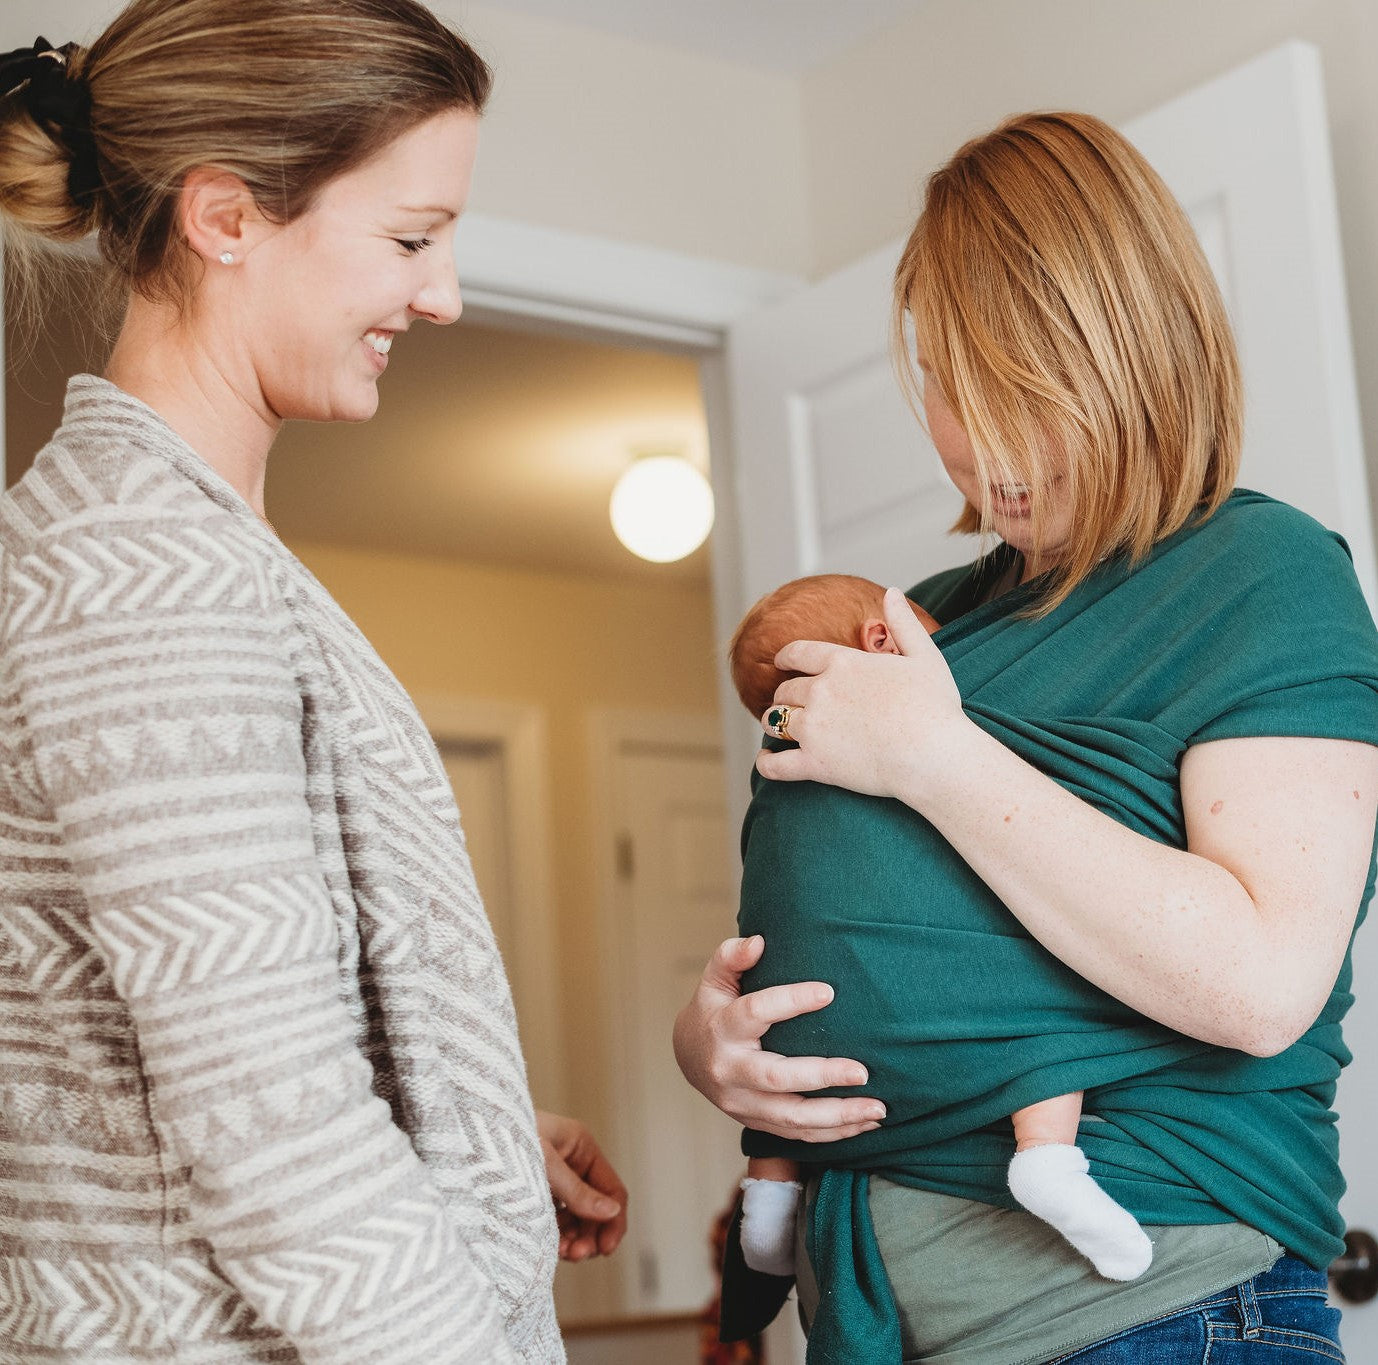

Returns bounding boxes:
[593,1197,619,1217]
[865,1105,886,1121]
[862,1121,882,1132]
[816,984,834,1004]
[845,1069,868,1086]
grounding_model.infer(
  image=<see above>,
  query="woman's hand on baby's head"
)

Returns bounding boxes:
[757,588,967,802]
[861,599,939,654]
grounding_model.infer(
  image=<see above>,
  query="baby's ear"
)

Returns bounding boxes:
[860,619,898,654]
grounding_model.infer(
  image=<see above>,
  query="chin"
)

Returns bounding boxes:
[269,384,381,425]
[338,394,381,423]
[317,388,382,424]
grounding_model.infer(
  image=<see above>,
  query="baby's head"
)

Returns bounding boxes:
[728,573,940,717]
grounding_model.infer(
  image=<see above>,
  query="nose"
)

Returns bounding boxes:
[413,251,463,326]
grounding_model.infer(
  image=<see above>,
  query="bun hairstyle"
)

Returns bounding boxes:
[893,111,1242,613]
[0,0,491,309]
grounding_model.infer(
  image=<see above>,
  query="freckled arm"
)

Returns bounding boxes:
[903,722,1378,1056]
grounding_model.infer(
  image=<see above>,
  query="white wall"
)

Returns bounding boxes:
[450,2,812,275]
[4,1,812,280]
[799,0,1378,519]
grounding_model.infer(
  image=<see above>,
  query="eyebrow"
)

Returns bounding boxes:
[396,205,458,222]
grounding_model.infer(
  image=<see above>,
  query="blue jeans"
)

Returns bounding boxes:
[1046,1255,1343,1362]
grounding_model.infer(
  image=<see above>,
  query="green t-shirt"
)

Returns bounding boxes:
[735,491,1378,1363]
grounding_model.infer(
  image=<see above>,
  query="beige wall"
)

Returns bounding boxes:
[801,0,1378,272]
[4,1,813,277]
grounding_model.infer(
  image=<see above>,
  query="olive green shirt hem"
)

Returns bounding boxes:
[795,1178,1283,1365]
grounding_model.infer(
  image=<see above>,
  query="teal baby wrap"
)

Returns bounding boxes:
[736,492,1378,1363]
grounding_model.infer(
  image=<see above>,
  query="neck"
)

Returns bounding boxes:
[104,295,280,518]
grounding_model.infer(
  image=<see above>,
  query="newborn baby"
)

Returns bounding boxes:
[727,573,1152,1281]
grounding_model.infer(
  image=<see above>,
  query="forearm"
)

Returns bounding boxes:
[903,717,1341,1054]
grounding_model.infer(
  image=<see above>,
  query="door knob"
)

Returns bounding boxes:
[1330,1228,1378,1304]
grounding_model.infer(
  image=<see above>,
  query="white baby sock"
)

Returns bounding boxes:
[739,1177,802,1277]
[1007,1143,1153,1281]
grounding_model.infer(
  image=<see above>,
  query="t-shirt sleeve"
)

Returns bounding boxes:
[1184,500,1378,748]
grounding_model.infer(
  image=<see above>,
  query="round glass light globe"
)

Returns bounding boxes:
[610,456,715,563]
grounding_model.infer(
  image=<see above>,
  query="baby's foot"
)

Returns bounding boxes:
[739,1177,802,1277]
[1007,1143,1153,1280]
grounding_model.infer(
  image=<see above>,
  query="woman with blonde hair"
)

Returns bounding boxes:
[0,3,624,1361]
[677,111,1378,1362]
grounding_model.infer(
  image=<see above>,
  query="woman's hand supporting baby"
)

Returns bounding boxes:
[756,588,968,802]
[673,935,887,1141]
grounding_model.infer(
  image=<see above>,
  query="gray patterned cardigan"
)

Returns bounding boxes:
[0,376,561,1362]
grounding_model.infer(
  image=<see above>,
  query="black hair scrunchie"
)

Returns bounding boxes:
[0,36,101,206]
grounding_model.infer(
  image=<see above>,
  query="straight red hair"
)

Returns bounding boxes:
[893,111,1243,611]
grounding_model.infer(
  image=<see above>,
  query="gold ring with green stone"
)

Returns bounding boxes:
[764,704,796,742]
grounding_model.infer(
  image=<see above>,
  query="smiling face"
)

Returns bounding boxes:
[894,114,1241,612]
[238,106,480,424]
[918,357,1073,580]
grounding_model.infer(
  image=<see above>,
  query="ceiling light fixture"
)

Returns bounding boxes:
[610,452,714,563]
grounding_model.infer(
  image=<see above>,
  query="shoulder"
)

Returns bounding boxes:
[1,375,250,552]
[0,448,278,640]
[1176,490,1354,579]
[1162,493,1378,744]
[1156,491,1376,654]
[4,434,206,543]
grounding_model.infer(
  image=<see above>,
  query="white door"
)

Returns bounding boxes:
[606,732,744,1317]
[438,739,516,954]
[433,719,563,1121]
[723,40,1378,1354]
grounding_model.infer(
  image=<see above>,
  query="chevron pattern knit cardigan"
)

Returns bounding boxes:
[0,376,561,1363]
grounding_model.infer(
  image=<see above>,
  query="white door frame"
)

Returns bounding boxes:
[455,212,801,350]
[453,212,797,825]
[412,690,564,1115]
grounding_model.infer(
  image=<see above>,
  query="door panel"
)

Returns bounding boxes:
[1122,42,1377,607]
[728,240,958,618]
[610,737,743,1316]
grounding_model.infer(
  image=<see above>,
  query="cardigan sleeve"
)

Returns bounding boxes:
[2,515,523,1365]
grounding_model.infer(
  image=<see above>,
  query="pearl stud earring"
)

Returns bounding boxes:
[219,251,234,265]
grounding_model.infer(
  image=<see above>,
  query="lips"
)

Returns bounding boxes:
[362,329,393,373]
[990,482,1032,518]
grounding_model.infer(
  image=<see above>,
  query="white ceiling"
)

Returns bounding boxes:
[470,0,928,74]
